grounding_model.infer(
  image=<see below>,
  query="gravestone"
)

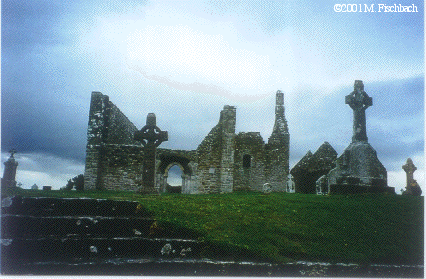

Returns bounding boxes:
[286,174,295,193]
[402,158,422,196]
[135,113,168,194]
[324,80,394,194]
[316,175,328,195]
[262,183,272,194]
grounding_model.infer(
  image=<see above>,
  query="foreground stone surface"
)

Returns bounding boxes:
[1,196,421,277]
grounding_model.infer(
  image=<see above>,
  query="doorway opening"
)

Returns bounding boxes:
[166,165,183,193]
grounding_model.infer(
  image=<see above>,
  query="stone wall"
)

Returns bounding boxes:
[98,144,144,191]
[84,92,140,191]
[84,91,290,194]
[196,106,236,193]
[291,142,337,194]
[234,132,267,191]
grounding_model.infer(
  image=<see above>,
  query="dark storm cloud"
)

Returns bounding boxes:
[2,1,70,51]
[1,88,89,162]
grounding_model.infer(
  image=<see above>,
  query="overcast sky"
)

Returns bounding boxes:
[2,0,424,193]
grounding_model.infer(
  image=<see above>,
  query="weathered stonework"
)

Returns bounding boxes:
[265,91,290,191]
[402,158,422,196]
[291,142,337,194]
[322,81,394,194]
[234,132,267,192]
[84,90,290,194]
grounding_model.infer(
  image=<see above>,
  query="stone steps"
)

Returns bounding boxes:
[1,196,209,275]
[1,196,150,217]
[1,236,203,262]
[1,215,169,238]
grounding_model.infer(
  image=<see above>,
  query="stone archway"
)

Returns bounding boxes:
[157,153,194,194]
[164,163,184,193]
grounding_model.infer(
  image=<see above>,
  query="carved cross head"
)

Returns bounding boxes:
[345,80,373,111]
[134,113,168,147]
[402,158,417,174]
[9,149,17,158]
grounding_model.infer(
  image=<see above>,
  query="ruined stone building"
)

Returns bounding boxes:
[290,142,337,194]
[84,91,290,194]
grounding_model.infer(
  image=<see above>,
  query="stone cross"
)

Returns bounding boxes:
[9,149,17,158]
[402,158,417,188]
[134,113,168,192]
[345,80,373,142]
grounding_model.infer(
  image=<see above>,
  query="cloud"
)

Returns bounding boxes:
[1,152,85,190]
[2,1,69,51]
[125,24,283,98]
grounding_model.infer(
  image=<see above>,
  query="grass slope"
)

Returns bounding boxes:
[7,189,423,265]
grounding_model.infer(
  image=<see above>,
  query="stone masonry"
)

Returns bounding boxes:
[84,90,290,194]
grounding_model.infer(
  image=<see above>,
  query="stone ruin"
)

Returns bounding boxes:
[84,90,290,194]
[84,80,410,195]
[290,142,338,194]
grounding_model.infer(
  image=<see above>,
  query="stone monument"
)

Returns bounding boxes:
[1,149,19,196]
[402,158,422,196]
[134,113,168,194]
[323,80,394,194]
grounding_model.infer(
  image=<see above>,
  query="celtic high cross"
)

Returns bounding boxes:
[345,80,373,143]
[134,113,168,192]
[402,158,417,188]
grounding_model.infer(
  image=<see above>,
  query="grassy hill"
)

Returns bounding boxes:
[6,189,423,265]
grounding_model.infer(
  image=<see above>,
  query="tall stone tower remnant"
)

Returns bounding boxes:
[323,80,394,194]
[266,90,290,191]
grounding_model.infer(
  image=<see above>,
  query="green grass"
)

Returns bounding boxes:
[7,188,424,265]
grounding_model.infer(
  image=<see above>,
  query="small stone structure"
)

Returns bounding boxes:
[84,90,290,194]
[402,158,422,196]
[321,80,394,194]
[1,150,18,196]
[290,142,337,194]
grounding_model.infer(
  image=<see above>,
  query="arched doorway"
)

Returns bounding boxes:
[157,153,194,194]
[165,164,183,193]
